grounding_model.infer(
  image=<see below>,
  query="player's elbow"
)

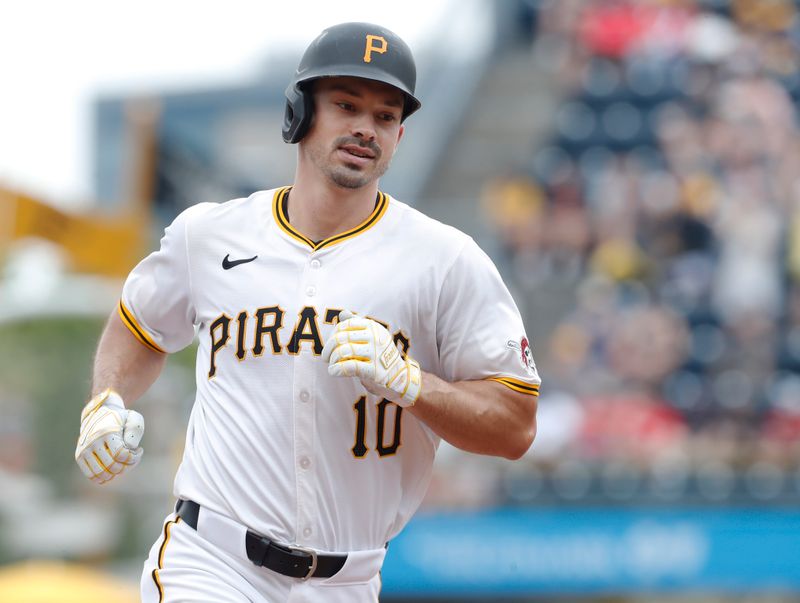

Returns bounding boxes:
[501,396,538,460]
[502,422,537,460]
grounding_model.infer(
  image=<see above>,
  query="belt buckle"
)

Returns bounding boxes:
[289,544,318,581]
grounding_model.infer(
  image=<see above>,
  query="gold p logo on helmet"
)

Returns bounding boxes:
[363,34,388,63]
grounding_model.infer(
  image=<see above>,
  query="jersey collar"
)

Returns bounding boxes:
[272,186,389,251]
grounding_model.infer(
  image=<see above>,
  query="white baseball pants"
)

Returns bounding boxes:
[140,513,383,602]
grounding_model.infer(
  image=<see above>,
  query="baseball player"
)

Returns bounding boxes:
[75,22,540,603]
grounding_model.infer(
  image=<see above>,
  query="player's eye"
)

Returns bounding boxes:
[337,102,355,112]
[379,112,397,123]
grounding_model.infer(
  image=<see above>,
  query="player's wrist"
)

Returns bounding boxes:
[81,388,125,420]
[388,357,421,408]
[401,357,422,407]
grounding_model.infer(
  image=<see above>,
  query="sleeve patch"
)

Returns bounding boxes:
[507,336,537,376]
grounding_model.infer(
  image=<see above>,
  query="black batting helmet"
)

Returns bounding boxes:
[282,22,421,144]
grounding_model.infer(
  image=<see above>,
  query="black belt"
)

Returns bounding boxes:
[175,499,347,580]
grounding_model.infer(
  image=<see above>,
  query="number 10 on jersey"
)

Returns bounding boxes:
[352,396,403,458]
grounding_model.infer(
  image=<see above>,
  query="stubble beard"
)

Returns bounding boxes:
[328,159,391,189]
[310,137,392,190]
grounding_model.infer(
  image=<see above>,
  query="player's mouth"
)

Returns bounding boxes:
[339,144,376,159]
[334,138,381,168]
[337,145,377,168]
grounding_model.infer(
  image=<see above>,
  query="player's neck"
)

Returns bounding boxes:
[287,179,381,243]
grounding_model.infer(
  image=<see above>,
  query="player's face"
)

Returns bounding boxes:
[301,77,405,189]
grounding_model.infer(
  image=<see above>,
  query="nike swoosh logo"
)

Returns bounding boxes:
[222,254,258,270]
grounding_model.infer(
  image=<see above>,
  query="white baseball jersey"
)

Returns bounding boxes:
[120,186,540,554]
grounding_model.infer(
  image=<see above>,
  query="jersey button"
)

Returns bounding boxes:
[299,390,310,403]
[300,456,311,469]
[303,527,313,538]
[306,286,316,297]
[310,259,321,269]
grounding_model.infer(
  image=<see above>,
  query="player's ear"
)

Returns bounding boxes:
[397,124,405,145]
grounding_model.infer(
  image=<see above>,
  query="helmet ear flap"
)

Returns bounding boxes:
[282,83,316,144]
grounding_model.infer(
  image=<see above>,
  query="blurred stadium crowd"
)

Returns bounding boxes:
[454,0,800,508]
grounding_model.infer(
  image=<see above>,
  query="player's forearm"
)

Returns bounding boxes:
[409,372,537,460]
[91,310,167,402]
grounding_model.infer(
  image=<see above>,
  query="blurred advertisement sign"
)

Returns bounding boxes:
[0,99,158,279]
[382,508,800,595]
[0,188,146,277]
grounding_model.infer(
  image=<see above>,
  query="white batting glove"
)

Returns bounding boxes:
[75,389,144,484]
[322,310,422,407]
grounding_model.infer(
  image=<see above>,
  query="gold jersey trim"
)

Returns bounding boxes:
[272,186,389,251]
[118,300,167,354]
[486,376,540,396]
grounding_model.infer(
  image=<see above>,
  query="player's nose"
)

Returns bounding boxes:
[351,117,377,143]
